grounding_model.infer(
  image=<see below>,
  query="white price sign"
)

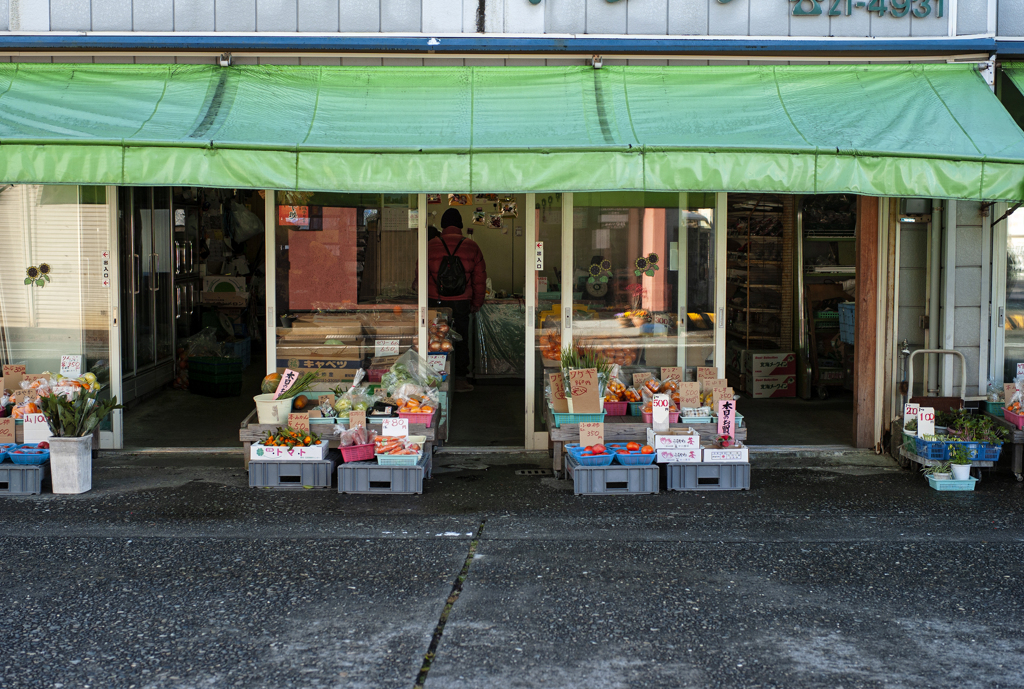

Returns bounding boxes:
[917,407,935,438]
[382,417,409,437]
[1018,363,1024,377]
[60,354,83,378]
[651,393,671,432]
[427,354,446,373]
[23,413,53,444]
[903,402,919,425]
[375,339,400,357]
[534,241,544,271]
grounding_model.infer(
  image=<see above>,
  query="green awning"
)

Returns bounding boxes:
[0,62,1022,200]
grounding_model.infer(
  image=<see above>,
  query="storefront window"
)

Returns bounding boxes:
[0,185,112,385]
[274,192,419,387]
[570,193,714,379]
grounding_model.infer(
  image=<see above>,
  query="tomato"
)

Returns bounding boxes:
[640,445,655,454]
[582,451,593,456]
[584,446,594,453]
[592,444,606,455]
[626,441,640,452]
[38,441,49,449]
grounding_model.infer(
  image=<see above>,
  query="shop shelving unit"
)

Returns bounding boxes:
[725,194,785,381]
[798,195,857,400]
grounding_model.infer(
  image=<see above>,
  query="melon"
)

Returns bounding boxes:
[261,372,282,394]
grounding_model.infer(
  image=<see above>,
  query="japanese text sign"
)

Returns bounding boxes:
[23,413,52,444]
[3,365,25,390]
[382,417,409,437]
[534,241,544,271]
[579,421,604,447]
[1004,384,1016,407]
[375,339,400,357]
[288,413,310,433]
[1018,363,1024,378]
[660,367,682,384]
[274,369,299,400]
[632,371,654,388]
[697,367,717,390]
[0,418,13,443]
[718,399,736,439]
[427,354,446,373]
[569,368,601,413]
[917,407,935,437]
[652,393,671,432]
[60,355,83,378]
[712,386,735,407]
[903,402,920,425]
[549,372,569,413]
[318,394,336,407]
[678,382,701,408]
[349,410,366,429]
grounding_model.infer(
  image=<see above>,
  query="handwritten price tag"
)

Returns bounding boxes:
[712,386,735,407]
[651,393,671,431]
[569,368,601,413]
[917,407,935,437]
[678,382,700,408]
[318,394,336,407]
[903,402,920,425]
[350,410,366,429]
[3,364,25,389]
[0,417,13,443]
[1018,363,1024,378]
[1003,384,1016,406]
[23,413,52,443]
[632,371,654,388]
[375,339,400,357]
[579,421,604,447]
[549,372,569,413]
[427,354,446,373]
[382,417,409,437]
[60,355,83,378]
[288,413,310,432]
[274,369,299,400]
[661,367,682,384]
[12,389,35,405]
[697,367,717,390]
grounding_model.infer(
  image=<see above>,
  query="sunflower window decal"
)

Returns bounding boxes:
[25,263,51,287]
[634,253,660,278]
[587,258,613,285]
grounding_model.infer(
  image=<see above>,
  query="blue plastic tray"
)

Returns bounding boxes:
[927,476,977,491]
[564,443,614,466]
[550,407,607,428]
[914,437,946,461]
[9,448,50,465]
[0,443,17,462]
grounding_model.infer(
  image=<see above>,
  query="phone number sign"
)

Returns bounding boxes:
[715,0,943,18]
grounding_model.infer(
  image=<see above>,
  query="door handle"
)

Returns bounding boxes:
[150,253,159,292]
[132,253,140,295]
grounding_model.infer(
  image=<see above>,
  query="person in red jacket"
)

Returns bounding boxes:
[428,208,487,392]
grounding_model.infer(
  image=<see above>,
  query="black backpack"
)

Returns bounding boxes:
[435,238,467,297]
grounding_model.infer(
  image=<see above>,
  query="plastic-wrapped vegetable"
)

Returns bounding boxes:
[381,349,441,395]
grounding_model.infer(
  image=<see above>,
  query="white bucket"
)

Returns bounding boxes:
[255,393,294,424]
[50,435,93,494]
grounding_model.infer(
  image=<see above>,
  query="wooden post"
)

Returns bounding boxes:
[853,196,879,449]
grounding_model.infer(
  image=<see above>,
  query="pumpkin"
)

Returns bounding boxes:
[261,372,282,394]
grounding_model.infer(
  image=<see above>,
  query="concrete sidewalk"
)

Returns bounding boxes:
[1,452,1023,689]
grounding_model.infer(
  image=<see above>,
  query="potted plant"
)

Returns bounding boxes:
[37,388,121,494]
[948,445,973,481]
[922,460,952,481]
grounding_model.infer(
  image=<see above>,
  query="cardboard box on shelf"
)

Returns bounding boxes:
[744,352,796,377]
[657,447,701,463]
[646,427,700,450]
[250,439,330,461]
[201,291,248,308]
[702,443,749,462]
[748,374,797,399]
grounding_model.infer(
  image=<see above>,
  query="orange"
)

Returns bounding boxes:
[292,396,308,410]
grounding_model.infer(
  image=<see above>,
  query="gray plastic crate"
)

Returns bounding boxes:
[249,457,337,489]
[565,455,659,495]
[0,462,47,496]
[667,462,750,491]
[338,453,430,495]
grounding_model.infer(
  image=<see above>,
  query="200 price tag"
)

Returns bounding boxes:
[903,402,920,425]
[382,417,409,437]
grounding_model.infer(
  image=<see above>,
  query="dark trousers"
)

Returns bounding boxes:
[430,299,472,378]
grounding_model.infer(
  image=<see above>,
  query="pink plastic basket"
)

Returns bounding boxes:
[399,409,437,425]
[1004,407,1024,431]
[604,400,628,416]
[367,368,388,383]
[641,410,680,424]
[340,442,375,463]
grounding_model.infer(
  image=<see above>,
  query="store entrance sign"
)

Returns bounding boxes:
[101,250,110,288]
[534,242,544,271]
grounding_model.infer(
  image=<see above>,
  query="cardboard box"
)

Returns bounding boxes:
[744,352,796,377]
[201,291,248,308]
[748,374,797,399]
[646,427,700,450]
[657,447,701,463]
[203,275,247,293]
[701,443,749,463]
[250,439,329,461]
[277,356,363,384]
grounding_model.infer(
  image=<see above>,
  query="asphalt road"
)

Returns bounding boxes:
[1,455,1023,689]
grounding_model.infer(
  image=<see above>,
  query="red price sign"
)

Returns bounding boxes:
[917,407,935,437]
[382,417,409,437]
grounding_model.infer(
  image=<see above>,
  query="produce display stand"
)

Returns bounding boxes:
[893,420,999,474]
[239,414,436,470]
[545,407,748,473]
